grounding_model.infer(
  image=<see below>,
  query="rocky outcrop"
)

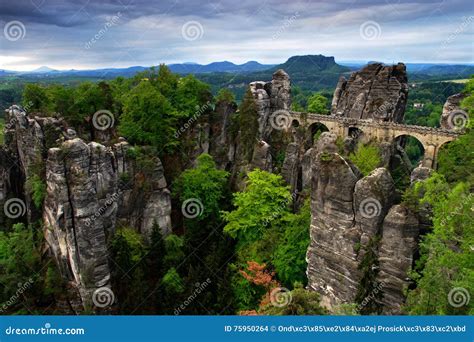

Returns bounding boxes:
[43,139,116,310]
[249,81,272,140]
[331,63,408,122]
[410,166,433,184]
[281,142,300,191]
[270,69,291,112]
[306,133,361,308]
[3,106,64,221]
[42,137,173,310]
[353,168,396,249]
[306,132,415,313]
[2,105,172,311]
[249,69,291,141]
[440,93,468,130]
[113,142,172,237]
[250,140,272,171]
[209,100,238,170]
[377,205,419,314]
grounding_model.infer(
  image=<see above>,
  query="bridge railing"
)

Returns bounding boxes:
[287,111,462,137]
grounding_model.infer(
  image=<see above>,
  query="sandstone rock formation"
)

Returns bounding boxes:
[43,139,116,310]
[306,133,361,308]
[353,168,396,248]
[377,205,419,314]
[2,106,172,311]
[208,100,238,170]
[331,63,408,122]
[440,93,468,130]
[306,134,419,313]
[250,69,291,141]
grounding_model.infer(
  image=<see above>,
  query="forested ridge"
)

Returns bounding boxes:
[0,65,472,315]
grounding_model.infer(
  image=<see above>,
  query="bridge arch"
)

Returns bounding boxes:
[394,134,426,166]
[308,122,330,146]
[291,119,300,128]
[348,127,364,142]
[286,111,462,169]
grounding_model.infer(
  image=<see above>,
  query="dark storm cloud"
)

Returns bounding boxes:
[3,0,471,26]
[1,0,472,70]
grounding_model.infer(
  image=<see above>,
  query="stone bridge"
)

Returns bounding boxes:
[285,111,462,168]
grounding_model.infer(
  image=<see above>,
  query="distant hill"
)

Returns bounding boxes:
[168,61,275,73]
[3,61,275,78]
[31,66,57,73]
[270,55,349,75]
[3,56,471,103]
[195,55,352,99]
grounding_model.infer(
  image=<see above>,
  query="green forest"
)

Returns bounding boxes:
[0,66,472,315]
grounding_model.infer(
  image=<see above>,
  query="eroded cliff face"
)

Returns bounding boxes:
[306,133,362,307]
[331,63,408,122]
[1,61,444,315]
[2,106,172,311]
[249,69,291,142]
[305,133,419,312]
[303,63,423,313]
[43,139,116,310]
[239,62,426,313]
[377,205,419,314]
[439,93,468,130]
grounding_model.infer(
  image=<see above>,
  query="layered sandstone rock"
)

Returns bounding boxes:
[249,69,291,141]
[209,100,238,170]
[306,133,361,308]
[43,139,116,310]
[353,168,396,249]
[2,105,172,311]
[440,93,468,130]
[306,132,415,313]
[331,63,408,122]
[377,205,419,314]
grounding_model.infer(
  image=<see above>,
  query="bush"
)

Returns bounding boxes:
[349,143,381,176]
[25,174,46,209]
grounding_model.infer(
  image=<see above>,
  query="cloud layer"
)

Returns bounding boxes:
[1,0,473,70]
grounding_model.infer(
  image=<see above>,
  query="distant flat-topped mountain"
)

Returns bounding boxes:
[269,55,350,75]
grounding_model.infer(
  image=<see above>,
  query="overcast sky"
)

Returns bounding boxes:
[0,0,473,71]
